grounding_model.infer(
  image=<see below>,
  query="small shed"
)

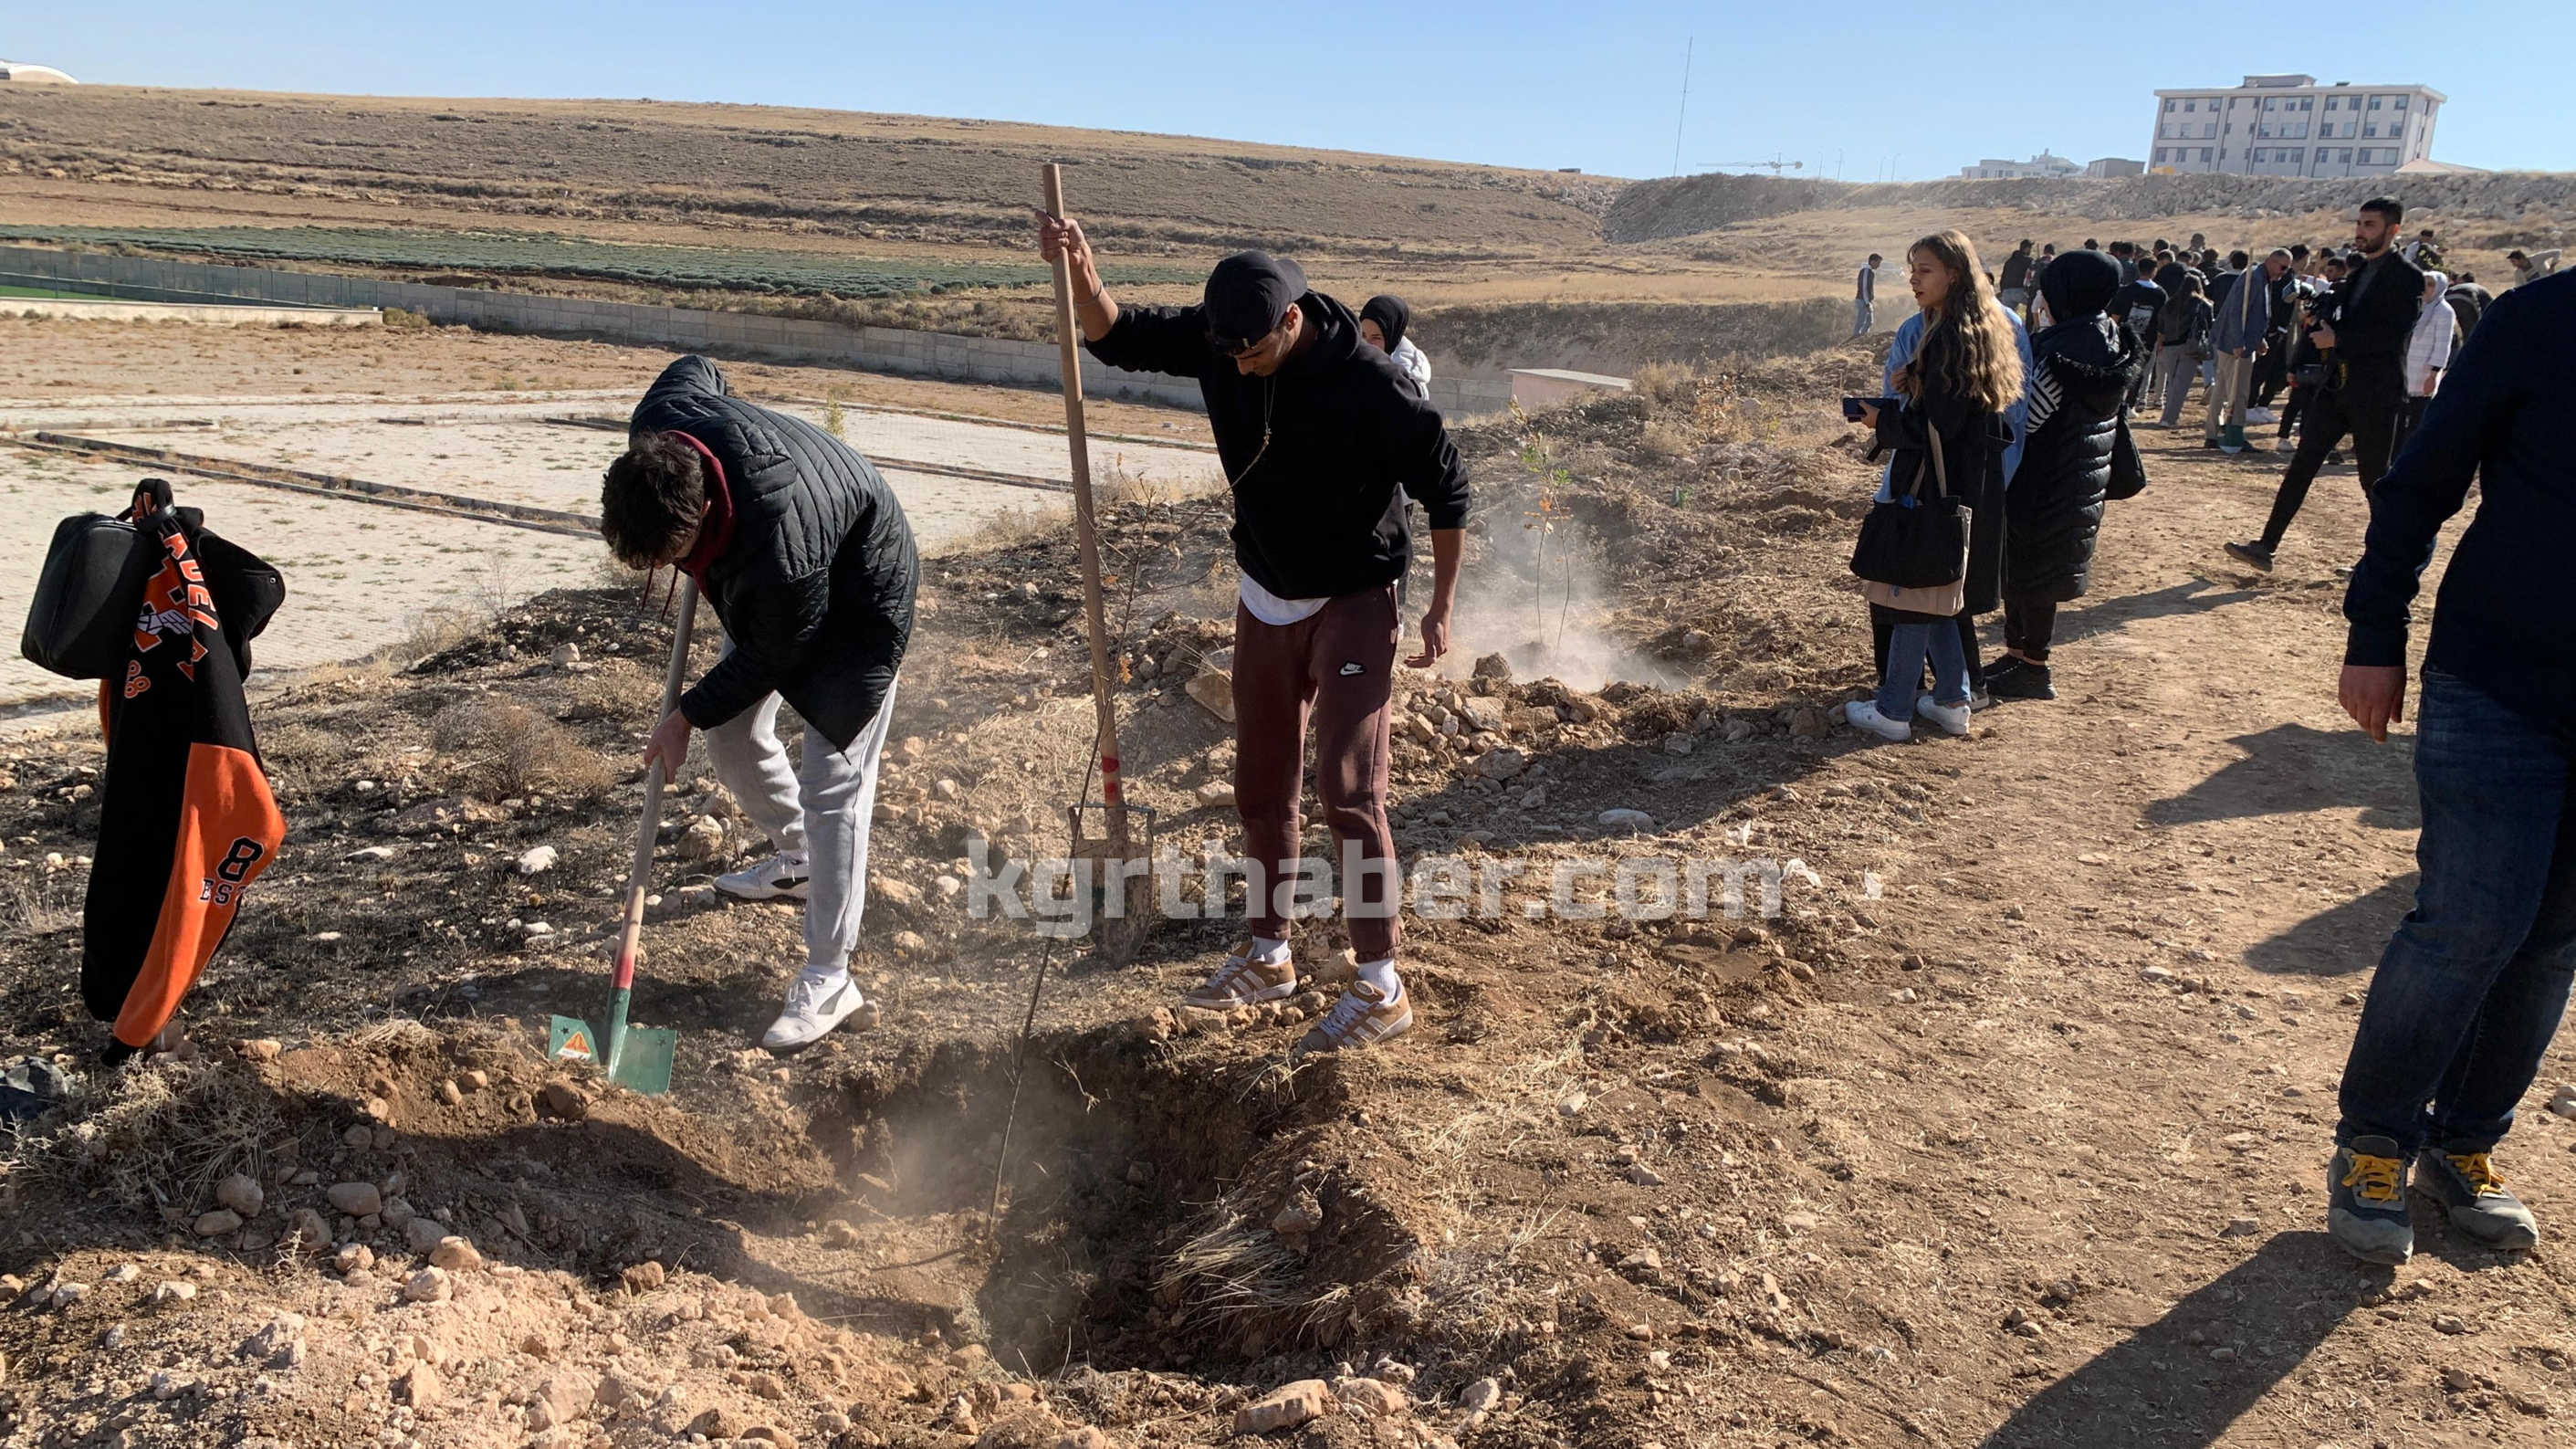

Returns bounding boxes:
[1509,369,1633,411]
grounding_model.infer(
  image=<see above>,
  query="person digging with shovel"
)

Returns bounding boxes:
[1037,215,1470,1055]
[603,355,917,1054]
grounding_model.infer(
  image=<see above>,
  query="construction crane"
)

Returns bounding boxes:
[1701,155,1804,176]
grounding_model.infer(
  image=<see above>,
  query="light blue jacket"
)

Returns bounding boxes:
[1877,308,2034,501]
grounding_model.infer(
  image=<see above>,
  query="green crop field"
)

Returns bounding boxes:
[0,226,1198,299]
[0,284,99,299]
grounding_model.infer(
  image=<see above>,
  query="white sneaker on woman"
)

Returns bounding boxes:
[1914,696,1972,737]
[1842,699,1911,741]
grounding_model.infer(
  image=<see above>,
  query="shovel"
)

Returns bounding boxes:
[549,572,699,1095]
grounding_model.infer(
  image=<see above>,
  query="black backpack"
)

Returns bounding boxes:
[22,479,285,680]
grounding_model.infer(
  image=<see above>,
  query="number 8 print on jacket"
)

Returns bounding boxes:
[83,496,286,1062]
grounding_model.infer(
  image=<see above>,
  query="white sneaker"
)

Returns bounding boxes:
[1914,696,1972,737]
[1185,944,1297,1010]
[717,852,811,903]
[1842,699,1911,741]
[761,970,866,1053]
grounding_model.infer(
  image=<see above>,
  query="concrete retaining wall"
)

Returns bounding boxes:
[0,247,1517,418]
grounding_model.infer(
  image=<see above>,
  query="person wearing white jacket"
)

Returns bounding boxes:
[2398,271,2457,452]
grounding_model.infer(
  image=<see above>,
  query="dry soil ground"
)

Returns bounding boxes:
[1,326,2569,1449]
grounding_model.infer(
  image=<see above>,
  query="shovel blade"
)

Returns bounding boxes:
[548,1015,601,1065]
[605,1026,676,1097]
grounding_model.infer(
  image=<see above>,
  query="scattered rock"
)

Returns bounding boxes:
[2220,1214,2262,1237]
[405,1216,449,1254]
[333,1244,374,1275]
[743,1427,798,1449]
[403,1266,453,1303]
[241,1313,304,1366]
[2434,1313,2470,1335]
[1471,653,1512,683]
[1473,747,1529,780]
[428,1235,483,1272]
[1196,780,1236,808]
[1186,668,1236,723]
[395,1360,442,1406]
[680,814,727,861]
[327,1181,382,1217]
[150,1280,197,1307]
[1333,1378,1408,1416]
[1051,1431,1120,1449]
[1661,732,1695,756]
[346,845,397,863]
[689,1406,748,1440]
[622,1260,667,1295]
[1235,1380,1336,1435]
[1458,1378,1503,1416]
[193,1208,244,1237]
[550,642,581,667]
[536,1082,590,1121]
[1788,708,1827,738]
[516,845,560,876]
[1597,808,1655,833]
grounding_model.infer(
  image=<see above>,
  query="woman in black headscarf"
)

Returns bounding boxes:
[1358,294,1430,399]
[1989,248,2143,701]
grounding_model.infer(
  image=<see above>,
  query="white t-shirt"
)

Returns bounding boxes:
[1239,572,1327,626]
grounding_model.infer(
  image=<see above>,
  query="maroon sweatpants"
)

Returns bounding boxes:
[1232,584,1401,961]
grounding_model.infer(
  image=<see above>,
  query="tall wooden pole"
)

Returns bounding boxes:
[1041,163,1132,865]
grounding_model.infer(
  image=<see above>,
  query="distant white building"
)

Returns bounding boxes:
[2150,74,2443,178]
[0,62,78,84]
[1960,152,2082,180]
[2085,157,2144,178]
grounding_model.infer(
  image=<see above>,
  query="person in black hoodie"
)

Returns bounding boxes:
[1989,250,2143,702]
[1038,215,1468,1055]
[605,355,917,1054]
[2226,199,2425,570]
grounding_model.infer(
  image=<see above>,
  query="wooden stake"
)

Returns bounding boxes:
[1042,162,1132,865]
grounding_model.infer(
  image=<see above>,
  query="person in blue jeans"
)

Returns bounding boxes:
[2328,268,2576,1265]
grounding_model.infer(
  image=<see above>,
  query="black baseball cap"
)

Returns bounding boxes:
[1203,251,1307,352]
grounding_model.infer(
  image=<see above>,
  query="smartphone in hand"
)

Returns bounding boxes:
[1842,396,1893,423]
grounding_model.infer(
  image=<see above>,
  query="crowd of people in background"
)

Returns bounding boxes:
[1841,205,2576,1269]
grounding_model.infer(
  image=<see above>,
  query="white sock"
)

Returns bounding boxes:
[1356,958,1401,999]
[797,964,854,999]
[1250,937,1290,965]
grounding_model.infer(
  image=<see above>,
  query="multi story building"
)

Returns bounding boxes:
[1959,152,2082,180]
[2149,75,2442,178]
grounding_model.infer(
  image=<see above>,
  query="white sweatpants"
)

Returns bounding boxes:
[699,676,897,977]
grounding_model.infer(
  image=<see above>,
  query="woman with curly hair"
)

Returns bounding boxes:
[1847,230,2024,740]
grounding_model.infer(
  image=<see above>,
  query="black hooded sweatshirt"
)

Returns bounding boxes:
[1087,289,1470,601]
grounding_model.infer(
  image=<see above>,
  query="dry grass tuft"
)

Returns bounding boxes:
[429,699,615,801]
[9,1055,280,1212]
[1156,1199,1354,1349]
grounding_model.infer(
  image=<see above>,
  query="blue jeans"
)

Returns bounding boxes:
[1876,617,1968,721]
[2336,667,2576,1152]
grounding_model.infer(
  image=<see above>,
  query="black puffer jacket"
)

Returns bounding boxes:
[629,355,916,751]
[2007,302,2144,604]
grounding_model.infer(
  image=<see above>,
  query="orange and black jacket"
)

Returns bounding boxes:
[83,492,286,1062]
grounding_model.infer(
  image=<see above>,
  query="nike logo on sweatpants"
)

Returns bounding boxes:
[1339,662,1365,677]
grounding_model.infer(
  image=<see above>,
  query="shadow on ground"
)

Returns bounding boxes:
[2148,722,2417,830]
[1978,1232,2383,1449]
[2246,873,2415,977]
[2051,576,2261,651]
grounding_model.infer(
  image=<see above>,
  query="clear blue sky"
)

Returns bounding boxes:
[13,4,2565,179]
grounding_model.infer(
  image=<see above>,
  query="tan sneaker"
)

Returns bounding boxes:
[1185,945,1296,1010]
[1295,980,1414,1055]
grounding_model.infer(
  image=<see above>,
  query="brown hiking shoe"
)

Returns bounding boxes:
[1294,980,1414,1055]
[1184,946,1297,1011]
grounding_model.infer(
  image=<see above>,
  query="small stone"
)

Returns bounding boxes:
[240,1038,282,1060]
[742,1427,798,1449]
[1458,1378,1503,1415]
[1596,808,1655,833]
[1196,780,1235,808]
[1473,747,1529,781]
[621,1260,667,1295]
[1332,1378,1407,1416]
[1052,1431,1119,1449]
[333,1243,374,1274]
[341,1124,373,1149]
[428,1236,482,1272]
[1235,1380,1336,1435]
[346,845,396,864]
[396,1360,442,1405]
[536,1082,590,1120]
[690,1407,748,1440]
[437,1079,464,1106]
[550,642,581,667]
[48,1281,89,1307]
[2220,1214,2261,1237]
[516,845,560,876]
[403,1266,453,1303]
[194,1208,245,1237]
[1186,668,1236,723]
[2002,904,2026,920]
[242,1313,304,1365]
[151,1281,198,1307]
[284,1207,329,1249]
[680,815,727,860]
[1661,732,1694,756]
[405,1216,448,1254]
[2433,1313,2470,1335]
[1557,1093,1587,1118]
[2441,1366,2477,1391]
[327,1181,382,1217]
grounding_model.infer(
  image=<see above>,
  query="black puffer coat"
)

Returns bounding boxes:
[2006,257,2144,604]
[630,355,916,751]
